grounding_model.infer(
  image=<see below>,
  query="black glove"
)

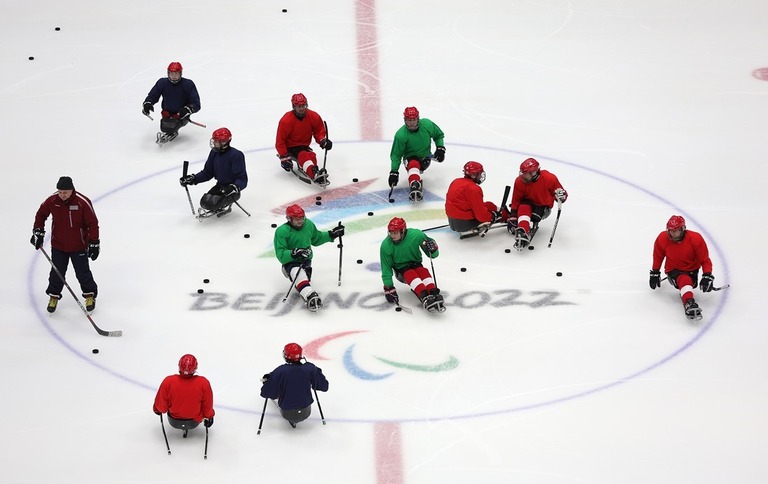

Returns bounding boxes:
[87,240,100,261]
[649,270,661,290]
[180,174,196,187]
[279,154,293,172]
[506,218,518,234]
[179,106,193,120]
[490,210,502,224]
[291,248,311,260]
[142,101,154,116]
[225,184,239,198]
[204,417,214,428]
[388,171,399,187]
[319,138,333,150]
[383,285,399,304]
[422,239,438,254]
[700,272,714,292]
[30,228,45,250]
[328,224,345,240]
[434,146,446,162]
[154,410,161,415]
[261,373,271,383]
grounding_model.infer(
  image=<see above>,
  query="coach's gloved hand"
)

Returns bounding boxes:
[434,146,446,162]
[179,106,193,120]
[388,171,399,187]
[204,417,214,428]
[87,240,100,261]
[700,272,714,292]
[279,154,293,172]
[30,228,45,250]
[554,188,567,203]
[319,138,333,150]
[142,101,154,116]
[383,286,399,304]
[261,373,271,383]
[291,248,311,260]
[328,224,345,240]
[180,174,196,187]
[649,270,661,290]
[422,239,438,255]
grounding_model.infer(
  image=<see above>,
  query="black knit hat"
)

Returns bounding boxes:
[56,176,75,190]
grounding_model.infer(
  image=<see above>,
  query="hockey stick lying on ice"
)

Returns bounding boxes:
[40,247,123,337]
[394,302,413,314]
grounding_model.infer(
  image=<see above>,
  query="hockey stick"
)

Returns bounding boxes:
[282,260,307,302]
[144,112,155,121]
[233,201,251,217]
[204,425,209,459]
[182,161,196,216]
[427,252,438,287]
[481,185,511,238]
[39,248,122,337]
[547,199,563,248]
[387,184,395,203]
[160,414,171,455]
[394,302,413,314]
[712,284,730,291]
[422,224,449,232]
[321,121,329,171]
[336,221,343,286]
[312,387,326,425]
[461,223,506,240]
[188,119,207,128]
[256,398,268,435]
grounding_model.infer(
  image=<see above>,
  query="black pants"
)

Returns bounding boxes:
[448,217,481,232]
[167,414,200,431]
[46,247,98,298]
[280,405,311,424]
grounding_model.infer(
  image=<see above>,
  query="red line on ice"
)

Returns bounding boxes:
[356,0,382,141]
[375,422,404,484]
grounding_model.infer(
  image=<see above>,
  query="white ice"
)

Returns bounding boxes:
[2,0,767,483]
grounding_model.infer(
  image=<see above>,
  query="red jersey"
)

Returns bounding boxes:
[33,191,99,252]
[652,230,712,274]
[445,177,495,223]
[509,170,565,210]
[275,109,327,155]
[153,374,215,422]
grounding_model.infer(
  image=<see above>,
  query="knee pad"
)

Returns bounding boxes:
[200,193,227,211]
[419,157,431,171]
[160,118,180,133]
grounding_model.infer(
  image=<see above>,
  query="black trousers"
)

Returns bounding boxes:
[46,247,98,298]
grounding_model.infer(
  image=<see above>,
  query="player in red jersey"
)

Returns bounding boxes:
[275,93,332,186]
[649,215,716,320]
[153,354,215,435]
[506,158,567,250]
[445,161,503,236]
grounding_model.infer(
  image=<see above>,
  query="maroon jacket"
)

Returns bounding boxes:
[34,191,99,252]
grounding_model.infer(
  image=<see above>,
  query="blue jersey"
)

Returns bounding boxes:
[192,147,248,191]
[144,77,201,114]
[260,362,329,410]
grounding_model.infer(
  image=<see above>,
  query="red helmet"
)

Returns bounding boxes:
[463,161,486,184]
[283,343,303,363]
[291,93,307,106]
[388,217,406,232]
[167,62,183,73]
[666,215,686,231]
[178,354,198,377]
[519,158,540,174]
[212,127,232,142]
[210,128,232,152]
[403,107,419,119]
[285,204,305,218]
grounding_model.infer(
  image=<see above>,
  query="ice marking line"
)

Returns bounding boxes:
[28,142,730,421]
[375,422,404,484]
[343,344,394,381]
[356,0,382,141]
[304,330,368,360]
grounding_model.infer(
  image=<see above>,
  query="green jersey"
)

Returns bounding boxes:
[274,218,333,265]
[389,118,445,172]
[379,228,439,287]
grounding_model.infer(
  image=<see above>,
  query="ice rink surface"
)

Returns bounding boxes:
[2,1,767,483]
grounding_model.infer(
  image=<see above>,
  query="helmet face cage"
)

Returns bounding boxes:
[178,354,198,377]
[167,62,183,84]
[283,343,303,362]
